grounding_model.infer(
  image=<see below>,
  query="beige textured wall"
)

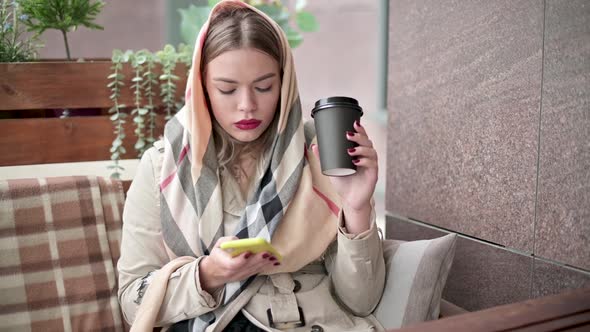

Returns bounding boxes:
[386,0,590,311]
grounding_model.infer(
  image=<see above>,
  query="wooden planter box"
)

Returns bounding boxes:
[0,60,188,166]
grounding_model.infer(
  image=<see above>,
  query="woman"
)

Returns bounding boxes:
[117,1,385,331]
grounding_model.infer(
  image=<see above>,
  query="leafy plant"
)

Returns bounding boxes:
[130,50,149,157]
[19,0,104,60]
[179,0,318,50]
[142,51,158,148]
[0,0,40,62]
[107,50,129,179]
[156,45,181,121]
[107,46,192,178]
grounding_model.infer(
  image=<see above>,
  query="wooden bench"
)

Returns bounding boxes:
[390,287,590,331]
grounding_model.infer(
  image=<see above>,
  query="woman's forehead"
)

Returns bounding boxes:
[206,48,280,80]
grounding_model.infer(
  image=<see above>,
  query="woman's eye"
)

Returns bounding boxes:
[255,86,272,93]
[218,88,235,95]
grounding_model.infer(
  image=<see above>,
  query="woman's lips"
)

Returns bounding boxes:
[235,119,262,130]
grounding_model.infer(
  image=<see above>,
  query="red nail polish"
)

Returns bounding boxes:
[274,262,280,266]
[353,159,360,164]
[262,253,269,259]
[355,120,361,126]
[269,256,277,261]
[346,131,355,137]
[244,253,252,259]
[348,148,356,153]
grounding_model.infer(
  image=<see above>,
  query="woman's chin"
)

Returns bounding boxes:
[230,131,262,143]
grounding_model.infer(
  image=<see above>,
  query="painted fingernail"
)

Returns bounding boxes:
[262,253,269,259]
[310,143,316,149]
[346,131,355,137]
[244,253,252,259]
[353,159,360,164]
[348,148,356,153]
[355,120,361,126]
[274,262,280,266]
[269,256,277,261]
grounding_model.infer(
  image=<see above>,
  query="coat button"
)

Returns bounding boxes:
[311,325,323,332]
[293,280,301,293]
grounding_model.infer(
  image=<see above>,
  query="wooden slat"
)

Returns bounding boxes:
[563,324,590,331]
[0,115,166,166]
[388,287,590,332]
[0,61,188,110]
[515,311,590,331]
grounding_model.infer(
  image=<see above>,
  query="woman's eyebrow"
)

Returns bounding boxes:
[212,73,276,84]
[252,73,276,83]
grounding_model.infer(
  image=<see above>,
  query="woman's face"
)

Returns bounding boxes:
[204,47,281,143]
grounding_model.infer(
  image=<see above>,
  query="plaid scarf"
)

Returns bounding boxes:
[157,1,341,331]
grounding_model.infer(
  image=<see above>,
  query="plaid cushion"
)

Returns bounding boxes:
[0,176,125,331]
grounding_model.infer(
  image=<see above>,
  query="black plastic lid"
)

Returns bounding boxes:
[311,96,363,118]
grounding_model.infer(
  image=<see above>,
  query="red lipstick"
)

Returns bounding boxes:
[235,119,262,130]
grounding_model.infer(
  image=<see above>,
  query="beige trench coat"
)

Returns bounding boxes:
[117,142,386,331]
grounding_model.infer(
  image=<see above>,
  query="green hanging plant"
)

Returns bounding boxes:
[106,45,192,178]
[107,50,130,179]
[142,51,158,148]
[157,44,180,121]
[130,50,149,157]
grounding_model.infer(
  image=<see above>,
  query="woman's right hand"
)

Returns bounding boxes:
[198,236,279,293]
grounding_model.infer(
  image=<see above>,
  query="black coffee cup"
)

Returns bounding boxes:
[311,96,363,176]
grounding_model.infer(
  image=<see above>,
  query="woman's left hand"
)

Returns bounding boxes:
[311,120,378,211]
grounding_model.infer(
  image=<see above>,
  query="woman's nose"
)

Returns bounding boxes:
[238,89,257,112]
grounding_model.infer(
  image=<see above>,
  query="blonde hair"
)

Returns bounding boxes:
[201,6,283,173]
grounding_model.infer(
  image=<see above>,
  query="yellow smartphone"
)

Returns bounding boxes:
[220,238,282,262]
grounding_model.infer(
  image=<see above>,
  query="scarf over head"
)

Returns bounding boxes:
[156,0,341,330]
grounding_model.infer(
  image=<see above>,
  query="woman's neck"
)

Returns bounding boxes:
[230,149,262,200]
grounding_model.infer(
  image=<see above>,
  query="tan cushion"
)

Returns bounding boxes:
[374,234,457,329]
[0,176,125,331]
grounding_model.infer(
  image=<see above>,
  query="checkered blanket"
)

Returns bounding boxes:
[0,176,126,331]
